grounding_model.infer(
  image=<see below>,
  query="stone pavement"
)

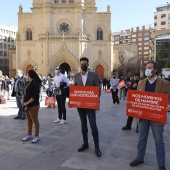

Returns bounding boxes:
[0,90,170,170]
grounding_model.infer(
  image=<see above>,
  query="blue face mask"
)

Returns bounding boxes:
[145,69,153,77]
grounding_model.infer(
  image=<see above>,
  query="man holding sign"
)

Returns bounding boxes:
[74,57,101,157]
[129,62,170,170]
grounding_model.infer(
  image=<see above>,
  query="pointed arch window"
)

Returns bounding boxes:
[69,0,74,3]
[26,28,32,40]
[97,28,103,40]
[54,0,59,3]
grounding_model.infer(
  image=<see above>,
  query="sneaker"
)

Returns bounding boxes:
[22,135,32,141]
[59,119,66,125]
[53,118,61,123]
[32,136,39,143]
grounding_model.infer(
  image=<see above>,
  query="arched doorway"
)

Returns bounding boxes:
[95,64,104,79]
[60,62,71,76]
[26,65,34,74]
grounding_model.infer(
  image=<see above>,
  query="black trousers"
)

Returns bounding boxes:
[111,89,119,104]
[56,94,66,120]
[126,116,133,127]
[77,108,99,149]
[126,116,138,130]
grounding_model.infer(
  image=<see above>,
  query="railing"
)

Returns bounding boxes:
[38,34,89,41]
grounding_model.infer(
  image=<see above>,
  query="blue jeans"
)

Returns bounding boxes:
[16,96,25,117]
[77,108,99,148]
[137,119,165,166]
[119,88,125,99]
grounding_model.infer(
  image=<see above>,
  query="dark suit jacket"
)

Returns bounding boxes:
[74,71,100,87]
[135,77,170,124]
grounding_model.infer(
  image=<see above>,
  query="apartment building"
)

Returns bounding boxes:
[112,25,154,70]
[154,2,170,30]
[0,24,17,75]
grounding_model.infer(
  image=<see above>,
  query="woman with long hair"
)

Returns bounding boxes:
[22,70,42,143]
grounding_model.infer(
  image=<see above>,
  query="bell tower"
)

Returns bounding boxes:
[84,0,96,11]
[84,0,95,7]
[33,0,43,7]
[33,0,53,8]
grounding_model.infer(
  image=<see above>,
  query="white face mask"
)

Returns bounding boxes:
[145,69,153,77]
[55,70,59,74]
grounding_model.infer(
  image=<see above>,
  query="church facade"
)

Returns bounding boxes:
[16,0,112,78]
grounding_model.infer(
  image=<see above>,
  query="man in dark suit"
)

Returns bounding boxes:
[74,57,101,157]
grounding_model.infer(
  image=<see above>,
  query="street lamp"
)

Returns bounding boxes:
[34,65,39,72]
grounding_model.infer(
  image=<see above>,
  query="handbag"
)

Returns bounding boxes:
[60,82,69,98]
[53,88,59,96]
[61,86,70,98]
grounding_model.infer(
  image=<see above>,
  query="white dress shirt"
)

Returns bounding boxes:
[52,73,69,95]
[81,71,88,86]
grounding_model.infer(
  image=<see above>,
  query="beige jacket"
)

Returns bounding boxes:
[135,77,170,125]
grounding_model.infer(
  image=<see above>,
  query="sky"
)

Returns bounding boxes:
[0,0,168,32]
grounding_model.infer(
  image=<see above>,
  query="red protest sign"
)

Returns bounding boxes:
[126,90,168,123]
[45,97,56,106]
[68,86,99,109]
[105,89,111,93]
[118,80,126,89]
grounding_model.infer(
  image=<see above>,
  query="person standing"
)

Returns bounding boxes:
[46,74,54,108]
[38,74,43,102]
[106,77,111,89]
[5,75,10,100]
[22,70,42,143]
[0,76,7,97]
[119,76,126,100]
[102,77,107,90]
[129,62,170,170]
[122,73,140,131]
[110,74,119,104]
[52,66,69,125]
[13,69,27,120]
[74,57,101,157]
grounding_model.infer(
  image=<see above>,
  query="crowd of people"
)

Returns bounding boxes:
[0,60,170,170]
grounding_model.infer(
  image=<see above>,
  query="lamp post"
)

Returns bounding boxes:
[34,65,39,72]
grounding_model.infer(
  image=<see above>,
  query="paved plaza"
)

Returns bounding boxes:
[0,90,170,170]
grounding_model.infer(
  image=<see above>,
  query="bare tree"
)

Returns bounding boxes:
[116,53,140,77]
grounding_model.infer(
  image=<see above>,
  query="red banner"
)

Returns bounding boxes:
[126,90,168,123]
[105,89,111,93]
[68,86,100,109]
[45,97,56,106]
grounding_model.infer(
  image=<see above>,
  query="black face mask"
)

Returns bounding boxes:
[113,77,115,79]
[81,65,88,71]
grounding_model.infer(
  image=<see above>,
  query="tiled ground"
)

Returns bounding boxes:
[0,90,170,170]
